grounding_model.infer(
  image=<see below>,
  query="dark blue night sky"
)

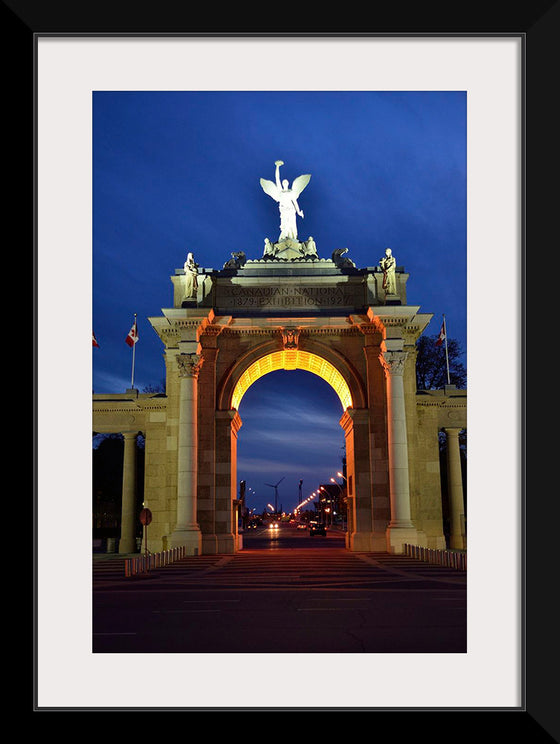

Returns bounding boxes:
[92,90,466,514]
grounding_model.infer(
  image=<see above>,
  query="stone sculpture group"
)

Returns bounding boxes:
[182,161,397,298]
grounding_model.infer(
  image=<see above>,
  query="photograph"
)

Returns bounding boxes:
[31,31,535,718]
[90,86,469,658]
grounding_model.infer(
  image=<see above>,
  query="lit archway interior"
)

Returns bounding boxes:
[231,350,353,411]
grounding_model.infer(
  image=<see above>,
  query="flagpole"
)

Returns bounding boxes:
[131,313,137,389]
[443,314,451,385]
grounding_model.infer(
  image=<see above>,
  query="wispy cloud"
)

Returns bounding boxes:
[93,371,131,394]
[239,426,343,453]
[237,457,309,475]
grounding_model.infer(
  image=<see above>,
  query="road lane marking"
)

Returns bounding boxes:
[182,599,240,603]
[297,608,356,611]
[152,609,221,613]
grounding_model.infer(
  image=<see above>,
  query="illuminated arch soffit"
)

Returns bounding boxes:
[231,350,353,412]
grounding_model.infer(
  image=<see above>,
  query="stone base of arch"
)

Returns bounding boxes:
[386,525,422,555]
[348,531,387,552]
[218,534,238,553]
[169,527,202,556]
[197,533,239,554]
[201,535,218,554]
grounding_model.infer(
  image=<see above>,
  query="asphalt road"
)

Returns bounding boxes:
[93,522,466,654]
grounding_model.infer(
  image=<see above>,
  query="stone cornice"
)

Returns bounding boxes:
[416,389,467,403]
[415,390,467,428]
[93,393,167,408]
[150,308,227,347]
[93,405,143,414]
[415,399,467,409]
[220,327,277,336]
[219,325,362,337]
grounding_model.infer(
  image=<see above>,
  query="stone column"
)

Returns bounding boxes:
[445,427,466,549]
[119,432,137,554]
[382,350,418,553]
[170,352,203,555]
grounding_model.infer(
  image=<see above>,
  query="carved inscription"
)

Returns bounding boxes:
[217,284,359,310]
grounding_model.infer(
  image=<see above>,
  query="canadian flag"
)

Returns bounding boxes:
[125,321,139,347]
[435,319,446,347]
[92,331,99,348]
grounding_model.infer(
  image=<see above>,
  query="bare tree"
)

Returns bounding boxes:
[415,335,466,391]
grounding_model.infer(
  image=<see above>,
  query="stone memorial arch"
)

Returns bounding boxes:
[93,162,467,556]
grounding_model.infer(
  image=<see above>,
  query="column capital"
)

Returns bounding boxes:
[177,352,204,378]
[443,426,463,436]
[380,350,408,376]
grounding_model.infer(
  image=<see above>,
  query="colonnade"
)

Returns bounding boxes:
[379,347,466,552]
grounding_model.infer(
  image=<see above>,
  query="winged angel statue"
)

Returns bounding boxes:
[260,160,311,241]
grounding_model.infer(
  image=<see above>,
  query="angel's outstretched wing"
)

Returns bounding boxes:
[260,178,280,202]
[291,174,311,198]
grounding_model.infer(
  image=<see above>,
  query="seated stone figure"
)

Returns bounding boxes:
[223,251,247,269]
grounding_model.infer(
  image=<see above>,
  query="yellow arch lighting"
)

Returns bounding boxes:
[231,350,353,412]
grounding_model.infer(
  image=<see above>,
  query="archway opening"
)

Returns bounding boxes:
[234,365,349,539]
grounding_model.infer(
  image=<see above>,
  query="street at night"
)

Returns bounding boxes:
[93,522,466,654]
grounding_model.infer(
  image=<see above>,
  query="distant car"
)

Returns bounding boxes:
[296,522,307,530]
[268,522,280,532]
[308,521,327,536]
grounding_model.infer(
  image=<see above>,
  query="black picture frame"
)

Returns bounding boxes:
[14,1,557,734]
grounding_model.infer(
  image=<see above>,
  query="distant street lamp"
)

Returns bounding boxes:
[331,475,347,530]
[317,485,329,524]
